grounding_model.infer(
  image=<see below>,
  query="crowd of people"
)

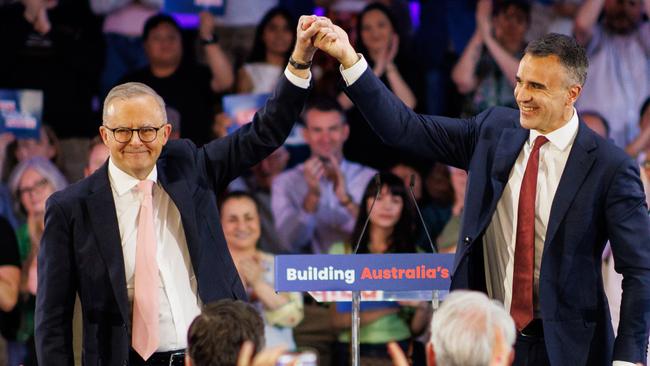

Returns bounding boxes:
[0,0,648,365]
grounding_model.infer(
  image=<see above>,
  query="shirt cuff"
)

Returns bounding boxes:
[613,361,637,366]
[284,67,311,89]
[339,54,368,86]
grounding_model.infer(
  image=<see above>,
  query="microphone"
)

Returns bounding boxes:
[408,173,437,253]
[353,174,381,254]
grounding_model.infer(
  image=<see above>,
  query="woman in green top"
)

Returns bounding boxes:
[8,157,67,365]
[329,172,431,365]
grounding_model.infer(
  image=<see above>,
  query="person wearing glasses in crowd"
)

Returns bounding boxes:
[34,15,325,366]
[7,157,67,366]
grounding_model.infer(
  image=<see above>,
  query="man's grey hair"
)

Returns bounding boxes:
[103,82,167,124]
[430,291,516,366]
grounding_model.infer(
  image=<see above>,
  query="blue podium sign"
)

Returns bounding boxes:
[275,253,454,292]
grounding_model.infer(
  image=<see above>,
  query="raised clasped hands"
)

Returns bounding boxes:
[296,15,360,68]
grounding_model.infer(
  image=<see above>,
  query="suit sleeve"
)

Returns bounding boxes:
[606,159,650,362]
[35,196,77,366]
[201,74,311,192]
[344,68,481,170]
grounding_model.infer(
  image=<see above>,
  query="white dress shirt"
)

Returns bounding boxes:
[108,159,200,351]
[483,111,578,314]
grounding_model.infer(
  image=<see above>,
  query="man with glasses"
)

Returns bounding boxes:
[35,15,326,366]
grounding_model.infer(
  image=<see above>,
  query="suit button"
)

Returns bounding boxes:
[464,236,471,243]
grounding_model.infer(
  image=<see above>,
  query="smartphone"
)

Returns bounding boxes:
[275,350,318,366]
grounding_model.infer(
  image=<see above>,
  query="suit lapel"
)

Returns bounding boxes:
[85,163,130,327]
[544,123,597,249]
[481,128,529,233]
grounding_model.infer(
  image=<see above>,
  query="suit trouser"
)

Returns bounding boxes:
[513,320,550,366]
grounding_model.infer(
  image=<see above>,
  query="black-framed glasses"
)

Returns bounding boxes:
[104,125,165,143]
[18,178,50,197]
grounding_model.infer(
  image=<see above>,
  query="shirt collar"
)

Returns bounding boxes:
[528,108,579,151]
[108,158,158,196]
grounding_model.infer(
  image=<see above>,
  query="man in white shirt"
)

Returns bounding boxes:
[311,18,650,366]
[35,15,326,366]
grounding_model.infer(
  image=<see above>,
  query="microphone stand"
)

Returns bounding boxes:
[407,174,440,309]
[350,174,381,366]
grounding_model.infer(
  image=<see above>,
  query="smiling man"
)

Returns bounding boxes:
[34,15,326,366]
[271,97,375,255]
[312,21,650,366]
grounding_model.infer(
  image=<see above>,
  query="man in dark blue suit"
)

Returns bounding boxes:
[34,16,327,366]
[312,20,650,366]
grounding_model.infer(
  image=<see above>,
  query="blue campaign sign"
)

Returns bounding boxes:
[0,89,42,139]
[275,253,454,292]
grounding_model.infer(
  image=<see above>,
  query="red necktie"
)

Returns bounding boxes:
[511,135,548,331]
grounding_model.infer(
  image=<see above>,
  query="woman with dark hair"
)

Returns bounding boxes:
[328,172,430,364]
[220,191,303,349]
[236,7,296,93]
[341,2,419,170]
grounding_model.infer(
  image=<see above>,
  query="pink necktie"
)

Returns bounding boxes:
[511,136,548,331]
[132,179,159,360]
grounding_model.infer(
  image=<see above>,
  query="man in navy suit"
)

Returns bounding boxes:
[34,16,327,366]
[312,20,650,366]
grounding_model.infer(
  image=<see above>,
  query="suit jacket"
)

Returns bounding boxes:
[345,69,650,365]
[35,75,310,366]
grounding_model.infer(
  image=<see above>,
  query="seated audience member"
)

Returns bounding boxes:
[89,0,162,98]
[390,162,446,252]
[121,13,233,145]
[0,215,21,366]
[211,0,278,68]
[271,97,375,254]
[221,192,303,349]
[574,0,650,148]
[237,7,296,94]
[436,167,468,254]
[2,126,60,183]
[580,110,610,139]
[388,290,516,366]
[341,2,419,170]
[229,147,290,254]
[84,136,110,177]
[8,157,67,366]
[185,299,265,366]
[452,0,529,116]
[329,172,431,364]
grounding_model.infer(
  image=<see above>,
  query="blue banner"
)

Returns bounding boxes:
[275,253,454,292]
[165,0,225,15]
[0,89,42,139]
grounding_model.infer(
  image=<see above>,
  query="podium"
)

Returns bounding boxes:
[275,253,454,366]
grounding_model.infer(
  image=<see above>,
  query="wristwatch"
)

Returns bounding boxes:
[289,56,312,69]
[200,33,219,46]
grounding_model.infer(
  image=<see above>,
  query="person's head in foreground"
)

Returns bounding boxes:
[186,299,265,366]
[516,33,588,134]
[428,291,516,366]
